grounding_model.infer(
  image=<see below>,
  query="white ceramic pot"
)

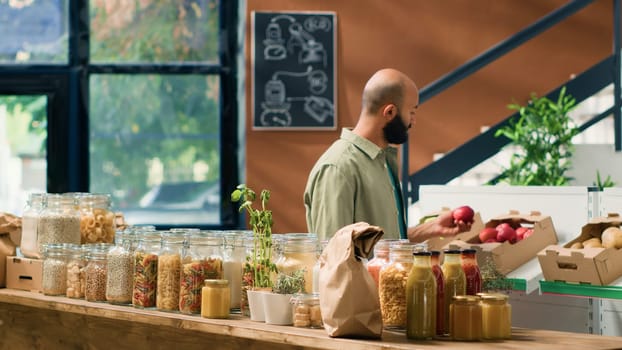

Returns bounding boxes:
[246,290,267,322]
[262,293,293,325]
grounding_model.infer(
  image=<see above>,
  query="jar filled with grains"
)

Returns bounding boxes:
[66,243,86,299]
[378,241,418,329]
[132,231,160,308]
[85,245,111,302]
[20,193,46,259]
[179,231,224,314]
[42,243,68,296]
[157,231,184,312]
[223,230,248,311]
[38,194,81,249]
[80,193,116,244]
[106,230,134,304]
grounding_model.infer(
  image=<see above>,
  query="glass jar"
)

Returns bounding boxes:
[132,231,160,308]
[441,249,466,335]
[106,230,134,304]
[291,293,323,328]
[311,239,328,294]
[275,233,319,294]
[406,251,437,340]
[179,232,224,314]
[201,279,230,319]
[157,231,183,312]
[223,230,248,311]
[450,295,482,341]
[85,244,111,302]
[379,241,417,328]
[479,292,512,339]
[66,243,86,299]
[366,239,394,288]
[461,249,482,295]
[42,243,68,296]
[430,250,445,336]
[79,193,116,244]
[38,194,81,248]
[20,193,46,259]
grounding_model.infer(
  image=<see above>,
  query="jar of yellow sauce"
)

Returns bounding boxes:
[479,292,511,339]
[201,279,230,319]
[450,295,482,341]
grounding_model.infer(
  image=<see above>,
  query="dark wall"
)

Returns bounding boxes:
[243,0,612,233]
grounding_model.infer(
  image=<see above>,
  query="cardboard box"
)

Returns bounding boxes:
[6,256,43,292]
[423,207,484,251]
[445,210,559,275]
[538,213,622,285]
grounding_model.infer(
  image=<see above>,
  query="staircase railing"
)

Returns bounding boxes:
[403,0,621,205]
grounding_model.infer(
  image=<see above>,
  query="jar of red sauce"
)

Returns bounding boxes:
[460,249,481,295]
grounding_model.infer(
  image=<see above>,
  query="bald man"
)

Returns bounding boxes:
[304,68,471,241]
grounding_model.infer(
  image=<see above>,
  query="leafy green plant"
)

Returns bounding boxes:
[493,87,579,186]
[273,269,306,295]
[231,184,277,289]
[593,170,616,191]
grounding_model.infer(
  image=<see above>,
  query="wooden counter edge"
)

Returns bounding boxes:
[0,289,620,350]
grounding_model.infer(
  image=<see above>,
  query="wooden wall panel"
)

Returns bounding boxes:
[243,0,612,233]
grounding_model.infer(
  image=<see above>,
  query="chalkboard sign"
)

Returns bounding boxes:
[251,11,337,130]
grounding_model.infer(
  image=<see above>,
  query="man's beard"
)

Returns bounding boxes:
[383,113,410,144]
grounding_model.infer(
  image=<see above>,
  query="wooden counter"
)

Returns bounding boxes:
[0,289,619,350]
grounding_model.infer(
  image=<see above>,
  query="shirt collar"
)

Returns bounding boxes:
[340,128,396,159]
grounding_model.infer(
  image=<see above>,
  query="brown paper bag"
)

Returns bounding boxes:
[319,222,384,338]
[0,212,22,246]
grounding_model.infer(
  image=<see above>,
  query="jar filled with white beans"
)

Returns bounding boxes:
[106,230,134,304]
[42,243,68,296]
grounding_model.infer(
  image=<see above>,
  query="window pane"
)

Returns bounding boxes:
[0,95,47,214]
[89,74,221,226]
[90,0,220,63]
[0,0,68,64]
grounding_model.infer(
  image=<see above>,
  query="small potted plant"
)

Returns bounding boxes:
[231,184,278,320]
[263,269,306,325]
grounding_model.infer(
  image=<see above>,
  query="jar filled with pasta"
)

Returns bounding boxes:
[79,193,116,244]
[38,194,81,248]
[179,231,224,314]
[157,231,183,312]
[379,241,418,329]
[66,243,86,299]
[85,244,111,302]
[132,231,160,308]
[20,193,46,259]
[42,243,68,296]
[106,229,134,304]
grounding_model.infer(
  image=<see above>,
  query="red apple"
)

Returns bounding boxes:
[496,223,517,243]
[479,227,498,243]
[523,228,535,239]
[484,238,497,243]
[452,205,475,224]
[516,227,530,241]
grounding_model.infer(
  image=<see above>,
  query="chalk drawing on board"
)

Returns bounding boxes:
[259,66,334,127]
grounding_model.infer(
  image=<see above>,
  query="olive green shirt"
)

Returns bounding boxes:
[304,128,403,241]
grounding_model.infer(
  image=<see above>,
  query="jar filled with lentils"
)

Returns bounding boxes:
[378,241,420,329]
[42,243,68,296]
[157,231,183,312]
[132,231,160,308]
[38,194,81,248]
[85,244,111,302]
[66,243,86,299]
[79,193,116,244]
[105,229,134,304]
[179,231,224,314]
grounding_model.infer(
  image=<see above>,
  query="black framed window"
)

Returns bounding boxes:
[0,0,240,229]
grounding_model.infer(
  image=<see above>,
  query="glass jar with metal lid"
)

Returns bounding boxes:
[179,231,224,314]
[478,292,512,339]
[65,243,86,299]
[450,295,482,341]
[20,193,46,259]
[106,229,134,304]
[275,233,319,294]
[42,243,68,296]
[85,244,112,302]
[38,194,81,248]
[157,231,183,312]
[201,279,230,319]
[367,239,401,288]
[79,193,116,244]
[441,249,466,335]
[222,230,248,311]
[291,293,323,328]
[132,230,160,308]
